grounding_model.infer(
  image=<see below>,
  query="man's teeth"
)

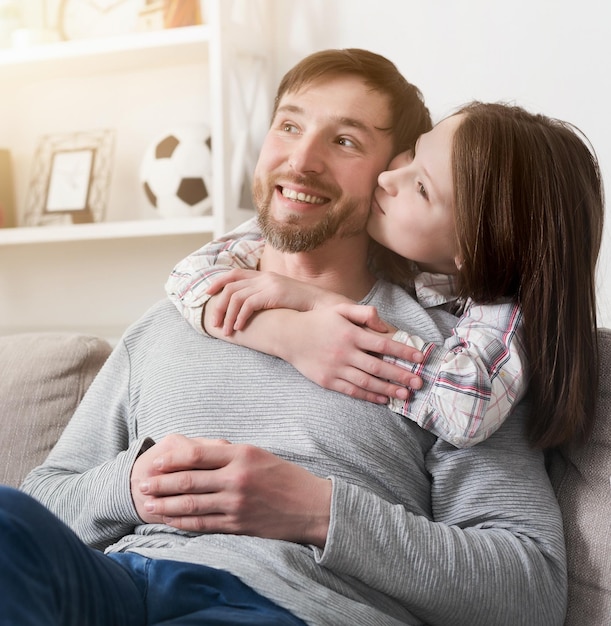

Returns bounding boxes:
[282,188,325,204]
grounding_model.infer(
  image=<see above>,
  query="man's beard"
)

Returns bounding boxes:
[253,175,369,253]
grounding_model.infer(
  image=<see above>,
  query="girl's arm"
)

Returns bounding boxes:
[385,300,526,447]
[206,272,527,448]
[166,223,425,402]
[168,225,526,443]
[204,297,425,404]
[204,269,352,334]
[164,217,264,334]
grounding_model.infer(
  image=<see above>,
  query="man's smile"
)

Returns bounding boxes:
[280,186,327,205]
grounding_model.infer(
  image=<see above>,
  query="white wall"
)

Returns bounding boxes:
[2,0,609,337]
[0,233,210,341]
[272,0,611,327]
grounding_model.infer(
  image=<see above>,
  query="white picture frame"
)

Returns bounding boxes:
[24,129,114,226]
[45,148,94,215]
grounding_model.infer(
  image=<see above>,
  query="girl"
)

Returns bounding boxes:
[166,102,604,449]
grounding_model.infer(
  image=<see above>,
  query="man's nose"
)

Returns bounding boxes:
[288,136,325,174]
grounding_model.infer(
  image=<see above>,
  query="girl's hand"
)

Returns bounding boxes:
[206,268,349,334]
[278,303,424,403]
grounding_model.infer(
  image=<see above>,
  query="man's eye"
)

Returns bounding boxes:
[418,182,428,199]
[338,137,356,148]
[282,123,299,134]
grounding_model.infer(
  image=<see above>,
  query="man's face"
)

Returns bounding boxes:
[252,76,395,253]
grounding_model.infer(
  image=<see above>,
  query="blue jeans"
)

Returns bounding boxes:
[0,486,306,625]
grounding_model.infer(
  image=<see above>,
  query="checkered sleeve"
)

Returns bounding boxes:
[386,300,526,448]
[164,217,265,334]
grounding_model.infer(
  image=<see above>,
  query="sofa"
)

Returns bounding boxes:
[0,330,609,625]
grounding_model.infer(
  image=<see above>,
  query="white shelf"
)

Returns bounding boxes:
[0,25,211,80]
[0,0,271,338]
[0,24,218,247]
[0,216,215,245]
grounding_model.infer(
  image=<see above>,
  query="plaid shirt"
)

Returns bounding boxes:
[166,217,526,449]
[166,218,265,332]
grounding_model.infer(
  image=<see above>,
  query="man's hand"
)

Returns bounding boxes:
[130,434,332,548]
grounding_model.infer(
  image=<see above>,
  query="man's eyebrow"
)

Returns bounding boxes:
[337,116,376,136]
[276,105,384,136]
[276,104,303,116]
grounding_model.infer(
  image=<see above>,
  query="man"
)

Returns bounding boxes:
[0,49,566,625]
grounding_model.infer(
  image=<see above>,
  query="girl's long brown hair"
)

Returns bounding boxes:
[452,102,604,448]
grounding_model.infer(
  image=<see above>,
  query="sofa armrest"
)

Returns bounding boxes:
[0,333,112,488]
[549,327,611,625]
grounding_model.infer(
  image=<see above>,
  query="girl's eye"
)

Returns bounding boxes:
[418,182,428,200]
[282,123,299,134]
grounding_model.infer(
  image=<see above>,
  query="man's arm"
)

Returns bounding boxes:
[317,402,566,625]
[20,338,146,551]
[140,402,566,626]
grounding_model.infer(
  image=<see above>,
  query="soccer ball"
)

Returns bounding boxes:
[140,125,213,218]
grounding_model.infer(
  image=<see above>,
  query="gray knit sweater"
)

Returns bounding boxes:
[22,281,566,626]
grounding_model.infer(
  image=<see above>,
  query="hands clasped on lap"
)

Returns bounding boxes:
[131,433,332,548]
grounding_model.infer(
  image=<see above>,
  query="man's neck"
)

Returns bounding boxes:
[259,235,376,302]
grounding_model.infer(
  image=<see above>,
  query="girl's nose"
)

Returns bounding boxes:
[378,165,403,195]
[377,150,413,194]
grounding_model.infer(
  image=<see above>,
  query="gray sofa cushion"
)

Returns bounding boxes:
[549,327,611,625]
[0,333,112,488]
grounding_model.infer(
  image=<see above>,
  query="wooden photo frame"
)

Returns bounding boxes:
[24,129,114,226]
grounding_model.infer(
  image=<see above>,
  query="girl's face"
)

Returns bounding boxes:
[367,114,462,274]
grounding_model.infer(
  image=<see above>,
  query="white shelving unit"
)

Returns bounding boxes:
[0,24,212,78]
[0,215,215,245]
[0,0,272,338]
[0,0,271,245]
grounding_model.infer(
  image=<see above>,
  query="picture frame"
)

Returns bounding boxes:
[24,129,114,227]
[45,148,95,222]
